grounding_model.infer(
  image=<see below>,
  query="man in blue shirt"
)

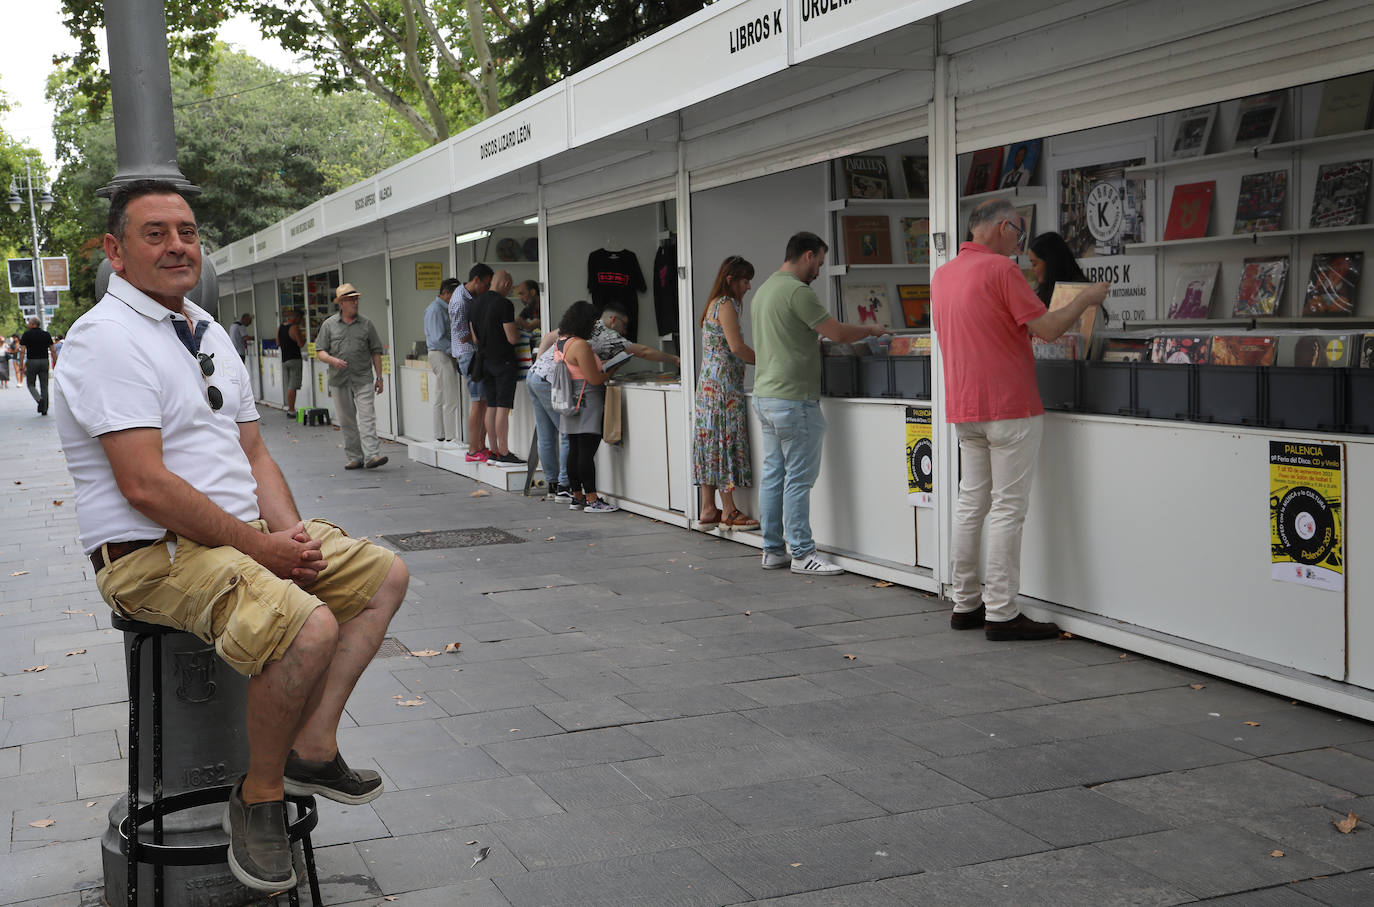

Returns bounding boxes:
[425,278,461,446]
[449,264,493,461]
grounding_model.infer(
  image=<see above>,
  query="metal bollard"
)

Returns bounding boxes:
[100,629,257,906]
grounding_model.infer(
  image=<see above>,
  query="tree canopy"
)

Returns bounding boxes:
[43,46,422,332]
[60,0,709,146]
[0,82,49,337]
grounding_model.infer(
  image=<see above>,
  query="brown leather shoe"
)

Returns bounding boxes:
[985,614,1061,641]
[344,460,364,470]
[364,455,389,469]
[950,604,986,630]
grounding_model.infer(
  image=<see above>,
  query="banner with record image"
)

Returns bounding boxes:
[1269,441,1343,592]
[905,406,934,508]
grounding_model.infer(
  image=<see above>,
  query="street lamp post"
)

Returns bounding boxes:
[8,160,55,330]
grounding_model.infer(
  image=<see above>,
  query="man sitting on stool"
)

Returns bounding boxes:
[52,180,409,893]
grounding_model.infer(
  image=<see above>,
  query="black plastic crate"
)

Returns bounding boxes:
[1134,362,1194,420]
[1345,369,1374,433]
[892,356,932,399]
[1035,360,1078,412]
[822,357,860,397]
[1080,362,1134,416]
[859,356,894,398]
[1196,365,1264,426]
[1265,367,1345,431]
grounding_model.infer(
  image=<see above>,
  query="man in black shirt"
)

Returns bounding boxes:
[278,310,305,415]
[469,270,523,464]
[19,317,56,415]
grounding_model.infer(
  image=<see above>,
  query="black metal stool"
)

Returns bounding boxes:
[113,614,323,906]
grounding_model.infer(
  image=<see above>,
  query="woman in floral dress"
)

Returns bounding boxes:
[693,255,759,528]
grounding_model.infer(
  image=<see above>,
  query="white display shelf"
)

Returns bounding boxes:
[1127,222,1374,251]
[1123,129,1374,178]
[958,185,1046,206]
[826,197,931,212]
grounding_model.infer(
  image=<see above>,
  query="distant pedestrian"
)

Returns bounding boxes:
[278,309,305,415]
[229,312,254,361]
[0,337,11,388]
[9,334,25,385]
[315,284,388,470]
[20,317,56,416]
[424,278,461,446]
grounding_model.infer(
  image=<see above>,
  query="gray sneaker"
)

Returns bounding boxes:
[761,550,790,570]
[283,749,384,805]
[223,777,296,892]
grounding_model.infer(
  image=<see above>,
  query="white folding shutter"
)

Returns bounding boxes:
[545,177,678,227]
[952,0,1374,152]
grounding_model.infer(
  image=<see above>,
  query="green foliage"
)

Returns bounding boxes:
[48,46,420,323]
[501,0,707,100]
[0,81,50,336]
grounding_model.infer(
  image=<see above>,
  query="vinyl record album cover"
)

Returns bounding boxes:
[1234,256,1289,316]
[1309,160,1371,229]
[896,284,931,328]
[1169,105,1217,159]
[1234,92,1285,145]
[999,140,1041,189]
[1303,252,1364,316]
[1209,335,1277,366]
[1164,181,1216,240]
[901,156,929,198]
[1166,262,1220,319]
[901,218,931,266]
[1151,335,1212,364]
[842,216,893,265]
[1314,72,1374,137]
[843,283,892,328]
[843,155,892,199]
[964,147,1004,196]
[1234,170,1287,233]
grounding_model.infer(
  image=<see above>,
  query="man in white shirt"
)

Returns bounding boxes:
[52,180,409,894]
[229,312,253,360]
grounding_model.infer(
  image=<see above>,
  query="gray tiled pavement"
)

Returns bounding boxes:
[3,383,1374,906]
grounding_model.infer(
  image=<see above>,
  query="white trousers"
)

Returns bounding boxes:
[950,415,1043,621]
[427,350,460,440]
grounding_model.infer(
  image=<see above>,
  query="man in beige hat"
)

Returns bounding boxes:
[316,283,388,469]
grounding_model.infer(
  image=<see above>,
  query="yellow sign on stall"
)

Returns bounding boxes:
[905,406,934,508]
[420,371,429,402]
[415,262,443,291]
[306,342,317,358]
[1269,440,1343,592]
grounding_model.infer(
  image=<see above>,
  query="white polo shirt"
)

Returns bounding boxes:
[54,275,261,555]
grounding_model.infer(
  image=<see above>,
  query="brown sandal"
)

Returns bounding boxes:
[723,509,759,529]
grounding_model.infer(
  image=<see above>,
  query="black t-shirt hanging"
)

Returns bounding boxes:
[652,241,678,337]
[587,249,646,342]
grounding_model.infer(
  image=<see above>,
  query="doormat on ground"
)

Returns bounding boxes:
[379,527,527,551]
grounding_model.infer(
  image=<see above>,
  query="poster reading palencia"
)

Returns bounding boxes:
[1269,440,1344,592]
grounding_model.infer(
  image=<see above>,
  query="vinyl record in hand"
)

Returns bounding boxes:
[1274,485,1336,565]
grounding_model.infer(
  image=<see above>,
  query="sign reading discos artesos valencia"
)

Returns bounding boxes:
[1269,440,1344,592]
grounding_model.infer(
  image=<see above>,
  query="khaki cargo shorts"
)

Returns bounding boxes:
[95,519,395,676]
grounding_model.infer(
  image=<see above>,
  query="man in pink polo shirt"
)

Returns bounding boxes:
[931,199,1107,640]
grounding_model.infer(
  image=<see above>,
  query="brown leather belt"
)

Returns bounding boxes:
[90,538,161,573]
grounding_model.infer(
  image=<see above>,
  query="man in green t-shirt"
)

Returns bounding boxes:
[752,231,888,576]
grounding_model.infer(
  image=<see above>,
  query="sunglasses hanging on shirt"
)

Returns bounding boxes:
[172,318,223,412]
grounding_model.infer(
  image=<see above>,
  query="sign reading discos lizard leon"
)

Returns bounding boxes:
[452,86,570,193]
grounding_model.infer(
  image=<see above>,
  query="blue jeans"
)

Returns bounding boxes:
[753,397,826,559]
[525,372,569,486]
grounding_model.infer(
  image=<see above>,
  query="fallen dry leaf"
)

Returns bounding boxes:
[873,581,894,588]
[843,654,857,661]
[396,699,426,707]
[1120,654,1128,659]
[1189,683,1206,690]
[29,819,56,828]
[509,728,520,733]
[1269,850,1284,858]
[470,489,490,497]
[23,665,48,673]
[546,536,557,541]
[1060,631,1075,639]
[10,570,28,576]
[1335,811,1359,834]
[471,846,490,867]
[384,898,398,902]
[62,609,92,615]
[1244,721,1261,727]
[790,862,802,868]
[52,500,64,506]
[744,610,752,616]
[66,649,86,657]
[467,840,478,845]
[445,642,461,653]
[86,802,96,808]
[409,649,441,658]
[588,542,596,547]
[393,694,404,699]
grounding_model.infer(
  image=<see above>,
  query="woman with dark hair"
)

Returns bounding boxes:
[1028,231,1089,307]
[693,255,759,529]
[555,301,617,513]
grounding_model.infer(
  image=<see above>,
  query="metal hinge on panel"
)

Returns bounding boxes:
[677,266,686,279]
